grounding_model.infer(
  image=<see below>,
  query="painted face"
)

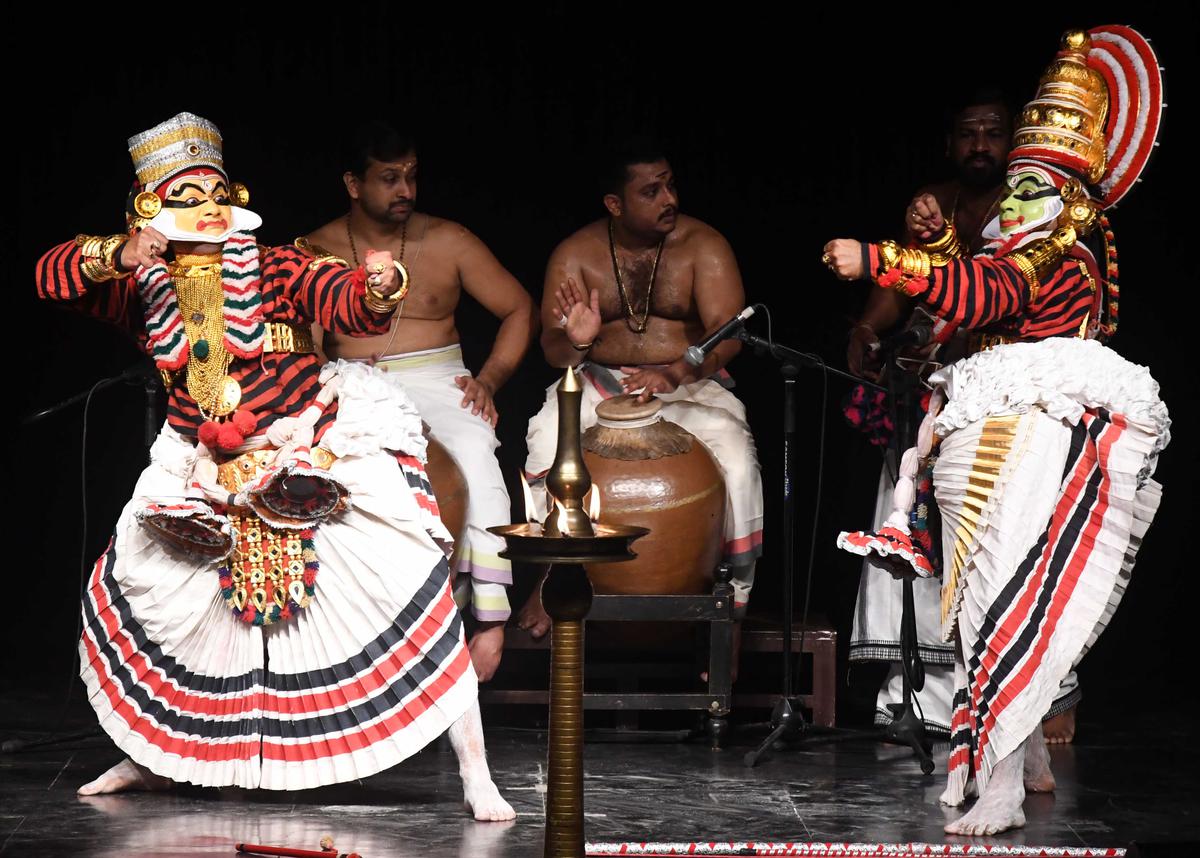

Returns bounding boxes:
[610,160,679,237]
[349,155,418,224]
[162,169,233,237]
[998,170,1059,235]
[948,104,1011,189]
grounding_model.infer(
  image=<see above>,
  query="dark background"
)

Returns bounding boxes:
[9,9,1195,727]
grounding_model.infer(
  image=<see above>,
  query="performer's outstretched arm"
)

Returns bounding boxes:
[277,245,397,336]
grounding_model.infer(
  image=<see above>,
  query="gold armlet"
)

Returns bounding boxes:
[75,233,130,282]
[1009,225,1078,303]
[919,223,965,265]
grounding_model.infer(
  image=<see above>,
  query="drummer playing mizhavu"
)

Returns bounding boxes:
[519,141,764,677]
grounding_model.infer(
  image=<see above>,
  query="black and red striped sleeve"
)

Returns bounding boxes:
[867,244,1033,331]
[35,239,141,330]
[263,245,391,337]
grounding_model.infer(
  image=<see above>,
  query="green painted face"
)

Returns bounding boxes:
[998,170,1058,235]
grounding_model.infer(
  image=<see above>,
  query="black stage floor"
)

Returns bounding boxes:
[2,690,1196,857]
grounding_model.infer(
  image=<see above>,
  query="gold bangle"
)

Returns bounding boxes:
[76,233,128,282]
[919,222,965,264]
[364,283,401,313]
[570,340,594,351]
[100,235,130,278]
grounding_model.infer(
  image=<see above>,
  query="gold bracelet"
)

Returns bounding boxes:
[76,233,128,282]
[571,340,594,351]
[919,222,965,265]
[364,282,401,314]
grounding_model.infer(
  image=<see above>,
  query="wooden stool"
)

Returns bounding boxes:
[480,565,737,748]
[735,618,837,727]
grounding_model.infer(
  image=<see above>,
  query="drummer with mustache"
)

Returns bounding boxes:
[518,141,764,676]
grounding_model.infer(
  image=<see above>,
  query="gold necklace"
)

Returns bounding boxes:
[608,219,664,334]
[172,253,239,418]
[346,213,407,267]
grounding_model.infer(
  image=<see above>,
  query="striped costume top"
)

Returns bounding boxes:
[36,240,389,441]
[867,240,1095,342]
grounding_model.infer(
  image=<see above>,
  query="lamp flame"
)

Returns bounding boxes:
[587,486,601,522]
[554,497,571,535]
[519,471,540,523]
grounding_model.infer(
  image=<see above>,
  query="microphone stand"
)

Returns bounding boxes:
[738,330,883,766]
[6,362,161,756]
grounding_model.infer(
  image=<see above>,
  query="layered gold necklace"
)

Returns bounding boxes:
[608,219,664,334]
[171,252,240,417]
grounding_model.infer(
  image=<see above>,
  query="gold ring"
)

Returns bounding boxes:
[369,262,387,274]
[821,253,833,266]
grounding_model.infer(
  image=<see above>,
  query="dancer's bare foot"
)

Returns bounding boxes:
[77,759,172,796]
[1023,723,1056,793]
[700,621,742,684]
[515,572,551,640]
[1042,705,1076,744]
[945,736,1028,836]
[449,702,516,822]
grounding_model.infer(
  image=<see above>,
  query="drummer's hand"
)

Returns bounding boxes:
[619,363,685,402]
[364,249,400,296]
[823,239,864,280]
[848,324,883,381]
[554,277,602,346]
[906,193,945,241]
[468,622,505,682]
[454,375,498,426]
[119,226,169,270]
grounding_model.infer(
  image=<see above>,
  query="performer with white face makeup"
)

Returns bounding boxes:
[824,27,1169,836]
[34,112,514,821]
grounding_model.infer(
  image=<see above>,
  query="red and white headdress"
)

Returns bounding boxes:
[1008,26,1164,208]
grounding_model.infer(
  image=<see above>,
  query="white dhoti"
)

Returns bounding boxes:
[79,363,477,790]
[524,363,764,609]
[374,345,514,622]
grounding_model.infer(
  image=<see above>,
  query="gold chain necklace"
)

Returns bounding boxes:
[172,253,239,418]
[346,213,406,267]
[608,219,664,334]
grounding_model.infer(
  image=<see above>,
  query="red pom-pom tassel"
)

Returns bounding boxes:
[198,421,221,448]
[216,422,245,452]
[232,409,257,435]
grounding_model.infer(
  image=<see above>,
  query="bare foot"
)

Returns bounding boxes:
[1043,705,1076,744]
[515,572,551,640]
[463,776,516,822]
[77,759,172,796]
[449,702,516,822]
[1023,723,1056,793]
[945,736,1028,836]
[700,621,742,684]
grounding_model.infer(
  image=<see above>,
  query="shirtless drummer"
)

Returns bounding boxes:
[303,121,537,681]
[518,141,764,662]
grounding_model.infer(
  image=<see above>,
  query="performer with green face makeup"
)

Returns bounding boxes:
[824,28,1169,836]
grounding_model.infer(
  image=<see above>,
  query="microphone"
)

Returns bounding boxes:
[869,323,933,356]
[684,306,757,367]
